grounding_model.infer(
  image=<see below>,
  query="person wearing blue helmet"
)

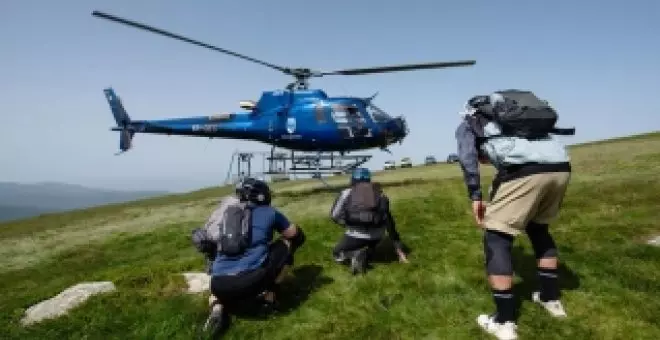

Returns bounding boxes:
[329,167,408,274]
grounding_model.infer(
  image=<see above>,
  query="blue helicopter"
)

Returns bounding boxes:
[93,11,476,157]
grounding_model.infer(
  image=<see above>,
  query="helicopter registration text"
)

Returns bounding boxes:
[192,124,218,132]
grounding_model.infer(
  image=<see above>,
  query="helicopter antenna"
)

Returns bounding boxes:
[92,11,477,90]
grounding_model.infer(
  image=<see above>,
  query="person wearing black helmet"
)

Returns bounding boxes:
[203,177,306,337]
[329,167,408,275]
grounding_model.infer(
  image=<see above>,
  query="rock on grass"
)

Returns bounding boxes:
[21,282,116,326]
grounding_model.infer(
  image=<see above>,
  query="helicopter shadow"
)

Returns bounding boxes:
[225,264,333,320]
[510,245,581,318]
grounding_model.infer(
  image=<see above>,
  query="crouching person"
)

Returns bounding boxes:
[203,178,305,337]
[330,167,408,275]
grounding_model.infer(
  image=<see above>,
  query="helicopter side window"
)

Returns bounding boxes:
[331,105,366,124]
[331,105,349,124]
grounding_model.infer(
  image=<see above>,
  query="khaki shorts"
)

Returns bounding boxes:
[483,171,571,236]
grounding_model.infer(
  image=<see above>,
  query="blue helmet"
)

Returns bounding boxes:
[351,167,371,184]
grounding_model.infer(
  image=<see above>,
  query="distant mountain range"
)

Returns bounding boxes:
[0,182,168,223]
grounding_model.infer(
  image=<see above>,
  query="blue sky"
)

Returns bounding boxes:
[2,0,659,192]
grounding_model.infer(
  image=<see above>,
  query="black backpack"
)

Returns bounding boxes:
[217,202,253,256]
[343,182,385,228]
[469,90,575,140]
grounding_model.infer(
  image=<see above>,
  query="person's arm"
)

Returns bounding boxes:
[456,120,486,226]
[329,189,350,225]
[455,120,482,201]
[273,209,305,252]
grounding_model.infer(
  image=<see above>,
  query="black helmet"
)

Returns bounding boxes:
[238,177,272,205]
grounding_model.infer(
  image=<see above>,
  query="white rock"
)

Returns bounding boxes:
[648,236,660,246]
[182,272,210,293]
[21,281,116,326]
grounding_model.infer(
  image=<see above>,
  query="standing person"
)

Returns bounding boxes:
[329,167,409,275]
[455,90,575,340]
[202,177,306,337]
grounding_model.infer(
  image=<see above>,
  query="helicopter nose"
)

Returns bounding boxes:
[385,116,408,143]
[393,116,408,137]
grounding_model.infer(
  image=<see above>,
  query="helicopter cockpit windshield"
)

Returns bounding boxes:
[365,103,393,123]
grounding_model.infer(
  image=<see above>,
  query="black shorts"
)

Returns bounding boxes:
[210,240,290,306]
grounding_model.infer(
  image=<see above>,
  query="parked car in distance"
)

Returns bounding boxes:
[424,155,437,165]
[384,160,396,170]
[446,153,459,163]
[400,157,413,168]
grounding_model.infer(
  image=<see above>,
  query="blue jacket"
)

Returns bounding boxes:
[455,118,571,201]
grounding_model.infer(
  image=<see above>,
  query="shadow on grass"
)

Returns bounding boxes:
[370,237,413,264]
[227,264,333,320]
[511,245,581,319]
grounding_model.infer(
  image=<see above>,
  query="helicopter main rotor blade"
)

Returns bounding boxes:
[91,11,288,73]
[319,60,476,76]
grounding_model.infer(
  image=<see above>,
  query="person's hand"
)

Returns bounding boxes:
[396,248,409,263]
[393,241,409,263]
[472,200,485,227]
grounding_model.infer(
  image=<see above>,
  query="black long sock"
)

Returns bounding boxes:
[538,268,559,301]
[492,288,516,323]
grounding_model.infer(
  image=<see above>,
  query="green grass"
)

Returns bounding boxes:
[2,131,660,339]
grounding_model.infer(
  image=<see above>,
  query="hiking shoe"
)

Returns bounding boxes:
[476,314,518,340]
[203,301,229,338]
[350,249,367,275]
[532,291,567,317]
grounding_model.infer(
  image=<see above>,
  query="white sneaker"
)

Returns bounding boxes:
[532,291,567,317]
[476,314,518,340]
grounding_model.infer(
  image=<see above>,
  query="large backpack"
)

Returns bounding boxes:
[216,202,253,257]
[470,89,575,140]
[343,182,385,228]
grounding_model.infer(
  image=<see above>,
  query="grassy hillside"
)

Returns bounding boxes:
[1,131,660,339]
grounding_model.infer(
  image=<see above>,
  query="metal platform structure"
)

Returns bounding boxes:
[224,147,373,185]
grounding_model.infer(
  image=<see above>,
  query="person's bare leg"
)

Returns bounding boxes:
[489,275,513,290]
